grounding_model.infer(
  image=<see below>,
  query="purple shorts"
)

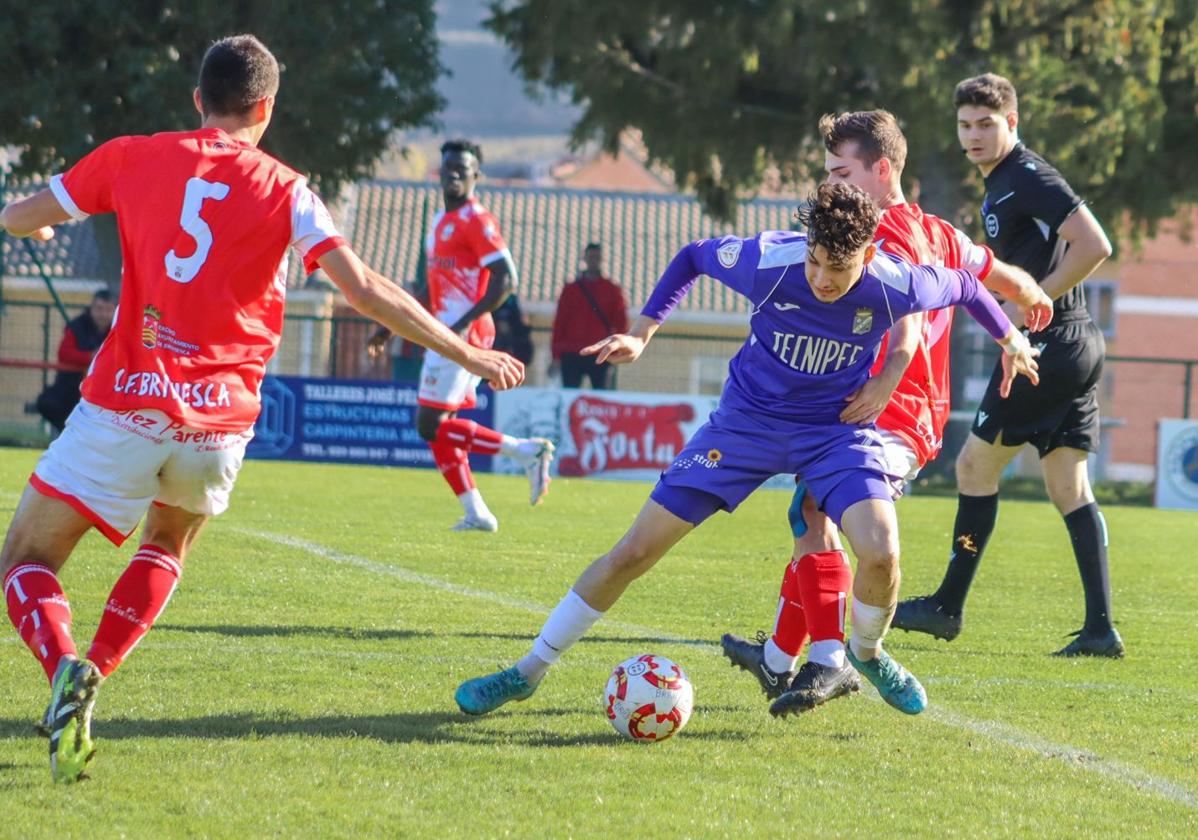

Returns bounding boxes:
[651,406,901,526]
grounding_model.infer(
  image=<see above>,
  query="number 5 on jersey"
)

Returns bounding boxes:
[165,177,230,283]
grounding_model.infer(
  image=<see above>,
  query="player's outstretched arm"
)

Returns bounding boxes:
[840,313,921,425]
[982,259,1053,332]
[319,247,524,390]
[950,224,1052,331]
[581,315,660,365]
[905,264,1039,396]
[0,189,72,240]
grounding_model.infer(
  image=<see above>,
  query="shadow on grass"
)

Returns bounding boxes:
[155,624,431,642]
[0,709,754,748]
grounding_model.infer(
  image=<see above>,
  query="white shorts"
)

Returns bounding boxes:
[30,399,253,546]
[417,350,480,411]
[876,428,922,497]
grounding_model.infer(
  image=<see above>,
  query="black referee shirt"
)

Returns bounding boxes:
[980,143,1087,318]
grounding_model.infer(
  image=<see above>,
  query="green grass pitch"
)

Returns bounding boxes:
[1,447,1195,837]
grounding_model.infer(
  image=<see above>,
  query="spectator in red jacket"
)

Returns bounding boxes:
[550,243,629,389]
[35,288,114,430]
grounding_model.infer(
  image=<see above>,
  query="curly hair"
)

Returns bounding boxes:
[441,138,484,166]
[794,183,880,268]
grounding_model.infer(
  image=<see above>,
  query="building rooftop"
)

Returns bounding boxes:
[4,178,801,316]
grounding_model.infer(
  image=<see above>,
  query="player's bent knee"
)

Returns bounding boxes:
[854,545,900,580]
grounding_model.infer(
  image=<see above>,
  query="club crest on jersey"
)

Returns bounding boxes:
[852,307,873,335]
[142,305,161,349]
[441,223,455,241]
[717,241,742,268]
[985,213,1000,238]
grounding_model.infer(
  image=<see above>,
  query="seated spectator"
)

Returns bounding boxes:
[35,288,114,431]
[550,243,629,389]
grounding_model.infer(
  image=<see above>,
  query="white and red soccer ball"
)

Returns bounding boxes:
[603,654,693,742]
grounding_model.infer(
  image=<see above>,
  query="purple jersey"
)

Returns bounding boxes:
[642,231,1009,424]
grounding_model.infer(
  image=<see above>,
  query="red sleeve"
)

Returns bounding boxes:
[52,137,135,219]
[878,237,921,265]
[57,327,92,369]
[551,283,576,359]
[465,209,510,267]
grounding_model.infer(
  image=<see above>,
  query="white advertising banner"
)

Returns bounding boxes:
[492,387,719,481]
[1155,419,1198,511]
[492,387,793,491]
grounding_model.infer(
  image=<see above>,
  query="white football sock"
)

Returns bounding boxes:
[516,589,604,682]
[501,437,546,461]
[457,488,492,520]
[807,639,846,669]
[763,637,798,673]
[849,598,895,660]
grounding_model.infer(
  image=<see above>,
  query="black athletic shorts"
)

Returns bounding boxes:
[971,316,1104,457]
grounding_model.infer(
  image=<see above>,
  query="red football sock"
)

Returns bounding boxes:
[770,557,809,656]
[797,551,852,644]
[4,563,79,683]
[86,545,181,677]
[430,441,475,496]
[435,418,505,456]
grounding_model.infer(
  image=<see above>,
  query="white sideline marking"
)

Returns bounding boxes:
[231,528,711,648]
[235,527,1198,810]
[927,705,1198,809]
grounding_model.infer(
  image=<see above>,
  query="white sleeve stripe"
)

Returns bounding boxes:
[481,248,511,266]
[48,174,89,221]
[757,238,807,269]
[289,180,344,259]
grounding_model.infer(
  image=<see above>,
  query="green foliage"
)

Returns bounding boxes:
[488,0,1198,240]
[0,1,444,195]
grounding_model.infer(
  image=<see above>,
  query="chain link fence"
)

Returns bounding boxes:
[2,298,1193,484]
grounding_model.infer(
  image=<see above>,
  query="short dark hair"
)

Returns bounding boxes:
[91,288,113,303]
[440,138,483,167]
[954,73,1018,113]
[818,110,908,173]
[199,35,279,117]
[795,182,880,268]
[584,242,602,252]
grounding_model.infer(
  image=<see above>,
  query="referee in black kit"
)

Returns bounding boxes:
[894,73,1123,657]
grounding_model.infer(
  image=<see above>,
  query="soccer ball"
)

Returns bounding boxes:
[602,654,693,742]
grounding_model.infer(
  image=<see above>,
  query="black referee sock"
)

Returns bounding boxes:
[1063,502,1113,635]
[932,493,999,615]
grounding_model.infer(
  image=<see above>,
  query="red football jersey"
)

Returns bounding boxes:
[871,203,994,466]
[50,128,345,431]
[426,197,510,350]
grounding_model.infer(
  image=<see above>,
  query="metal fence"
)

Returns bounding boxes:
[2,299,1195,481]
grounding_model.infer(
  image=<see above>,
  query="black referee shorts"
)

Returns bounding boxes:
[971,317,1105,457]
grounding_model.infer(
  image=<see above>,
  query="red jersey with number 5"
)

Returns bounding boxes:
[49,128,346,431]
[426,197,511,350]
[871,203,994,466]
